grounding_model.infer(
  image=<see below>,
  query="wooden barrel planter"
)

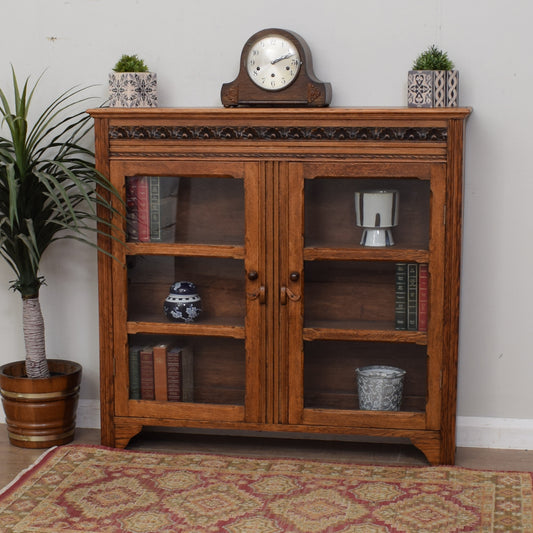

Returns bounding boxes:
[0,359,82,448]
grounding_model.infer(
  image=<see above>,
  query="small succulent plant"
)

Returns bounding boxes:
[412,45,454,71]
[112,54,150,73]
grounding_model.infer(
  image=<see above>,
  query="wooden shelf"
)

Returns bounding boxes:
[303,325,427,344]
[126,243,245,259]
[127,321,245,339]
[304,247,429,263]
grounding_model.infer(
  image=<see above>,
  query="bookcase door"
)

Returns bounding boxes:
[285,161,447,431]
[109,160,265,424]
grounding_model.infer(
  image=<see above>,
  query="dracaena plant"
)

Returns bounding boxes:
[0,68,122,379]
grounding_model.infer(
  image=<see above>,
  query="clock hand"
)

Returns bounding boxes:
[271,52,295,65]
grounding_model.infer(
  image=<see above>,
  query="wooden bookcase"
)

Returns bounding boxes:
[90,107,471,465]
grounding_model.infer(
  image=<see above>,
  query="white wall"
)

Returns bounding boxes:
[1,0,532,447]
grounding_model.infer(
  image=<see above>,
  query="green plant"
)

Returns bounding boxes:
[112,54,150,73]
[412,45,454,71]
[0,68,122,379]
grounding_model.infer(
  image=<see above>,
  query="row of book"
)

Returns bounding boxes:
[126,176,180,242]
[129,344,193,401]
[395,263,428,332]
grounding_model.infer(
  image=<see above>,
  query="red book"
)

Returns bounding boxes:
[418,263,428,332]
[136,176,150,242]
[139,347,154,400]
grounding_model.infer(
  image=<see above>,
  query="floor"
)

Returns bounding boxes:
[2,425,533,490]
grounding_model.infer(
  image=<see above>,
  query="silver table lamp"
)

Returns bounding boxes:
[355,189,399,247]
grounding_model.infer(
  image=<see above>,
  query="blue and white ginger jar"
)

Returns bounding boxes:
[163,281,202,323]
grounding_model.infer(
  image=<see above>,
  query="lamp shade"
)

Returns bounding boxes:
[354,190,399,228]
[354,190,399,247]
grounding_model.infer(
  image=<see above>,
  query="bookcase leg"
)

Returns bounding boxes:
[410,433,446,465]
[113,421,143,449]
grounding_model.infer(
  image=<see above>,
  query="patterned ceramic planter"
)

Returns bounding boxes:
[108,72,157,108]
[407,70,459,108]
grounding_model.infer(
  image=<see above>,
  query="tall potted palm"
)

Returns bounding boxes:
[0,68,122,447]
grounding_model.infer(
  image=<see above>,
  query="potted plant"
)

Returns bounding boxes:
[407,45,459,108]
[108,53,157,108]
[0,68,122,448]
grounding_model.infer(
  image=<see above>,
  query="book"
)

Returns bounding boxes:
[395,263,428,332]
[407,263,419,331]
[149,177,161,241]
[167,346,183,402]
[125,176,180,243]
[158,177,180,243]
[153,344,169,401]
[395,263,408,330]
[167,345,194,402]
[128,345,142,399]
[181,346,194,402]
[418,263,429,332]
[136,176,150,242]
[126,177,139,242]
[139,346,155,400]
[130,343,194,402]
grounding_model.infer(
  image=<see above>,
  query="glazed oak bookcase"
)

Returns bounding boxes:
[90,107,471,465]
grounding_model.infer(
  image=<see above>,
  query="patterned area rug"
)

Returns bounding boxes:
[1,445,532,532]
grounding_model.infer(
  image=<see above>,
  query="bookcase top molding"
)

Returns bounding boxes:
[88,106,472,122]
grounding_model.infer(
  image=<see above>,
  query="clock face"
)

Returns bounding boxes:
[246,34,301,91]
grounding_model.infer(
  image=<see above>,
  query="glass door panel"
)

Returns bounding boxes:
[305,260,395,329]
[305,178,430,250]
[128,334,245,406]
[303,340,427,412]
[125,176,245,245]
[127,255,245,326]
[304,260,430,332]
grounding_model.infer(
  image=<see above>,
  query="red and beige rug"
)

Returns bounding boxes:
[1,444,532,532]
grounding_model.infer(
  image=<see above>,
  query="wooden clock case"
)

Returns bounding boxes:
[221,28,332,107]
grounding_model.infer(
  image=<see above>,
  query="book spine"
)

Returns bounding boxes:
[153,344,168,401]
[126,177,139,242]
[139,347,155,400]
[418,263,429,332]
[181,346,194,402]
[395,263,408,330]
[407,263,419,331]
[128,345,141,399]
[149,177,161,242]
[167,347,183,402]
[136,176,150,242]
[159,177,180,243]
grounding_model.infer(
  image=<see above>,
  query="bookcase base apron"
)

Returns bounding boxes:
[110,417,445,465]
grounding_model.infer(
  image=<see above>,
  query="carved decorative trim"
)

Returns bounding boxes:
[110,151,445,161]
[109,125,447,142]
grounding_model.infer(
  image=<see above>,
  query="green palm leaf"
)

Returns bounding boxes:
[0,67,124,377]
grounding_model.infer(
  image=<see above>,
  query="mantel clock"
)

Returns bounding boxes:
[221,28,332,107]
